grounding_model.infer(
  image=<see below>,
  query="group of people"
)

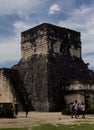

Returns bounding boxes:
[69,100,85,119]
[14,101,86,119]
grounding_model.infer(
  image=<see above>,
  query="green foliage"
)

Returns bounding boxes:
[0,103,14,118]
[86,109,94,114]
[61,107,70,115]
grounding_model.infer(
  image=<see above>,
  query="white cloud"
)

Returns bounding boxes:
[49,4,61,14]
[0,21,35,64]
[0,0,49,67]
[0,36,20,66]
[83,54,94,70]
[0,19,37,67]
[0,0,45,15]
[13,21,35,34]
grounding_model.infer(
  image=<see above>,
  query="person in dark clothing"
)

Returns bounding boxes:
[25,103,29,118]
[14,103,19,117]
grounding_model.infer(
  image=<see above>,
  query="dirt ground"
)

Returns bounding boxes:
[0,112,94,128]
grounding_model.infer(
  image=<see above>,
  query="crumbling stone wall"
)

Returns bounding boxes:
[21,23,81,60]
[14,54,67,111]
[21,24,48,60]
[64,81,94,109]
[0,68,30,110]
[0,69,15,103]
[13,54,49,111]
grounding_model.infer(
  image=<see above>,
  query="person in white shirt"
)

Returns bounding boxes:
[73,100,78,119]
[81,102,85,118]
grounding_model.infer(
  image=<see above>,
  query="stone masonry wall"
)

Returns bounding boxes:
[0,68,30,110]
[21,23,81,61]
[13,54,49,111]
[0,69,15,103]
[21,24,48,60]
[64,81,94,109]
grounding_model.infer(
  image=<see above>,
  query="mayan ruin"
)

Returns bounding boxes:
[0,23,94,112]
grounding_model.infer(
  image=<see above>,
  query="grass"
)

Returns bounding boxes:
[32,123,94,130]
[0,124,94,130]
[0,128,28,130]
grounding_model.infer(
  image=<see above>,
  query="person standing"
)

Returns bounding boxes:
[25,103,29,118]
[69,102,74,118]
[73,100,78,119]
[81,102,85,118]
[14,103,19,117]
[77,103,81,118]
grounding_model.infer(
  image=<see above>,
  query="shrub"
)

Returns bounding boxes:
[61,107,70,115]
[0,103,14,118]
[86,108,94,114]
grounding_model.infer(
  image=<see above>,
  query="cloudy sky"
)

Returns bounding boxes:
[0,0,94,70]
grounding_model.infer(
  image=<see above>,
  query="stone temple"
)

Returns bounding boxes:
[0,23,94,111]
